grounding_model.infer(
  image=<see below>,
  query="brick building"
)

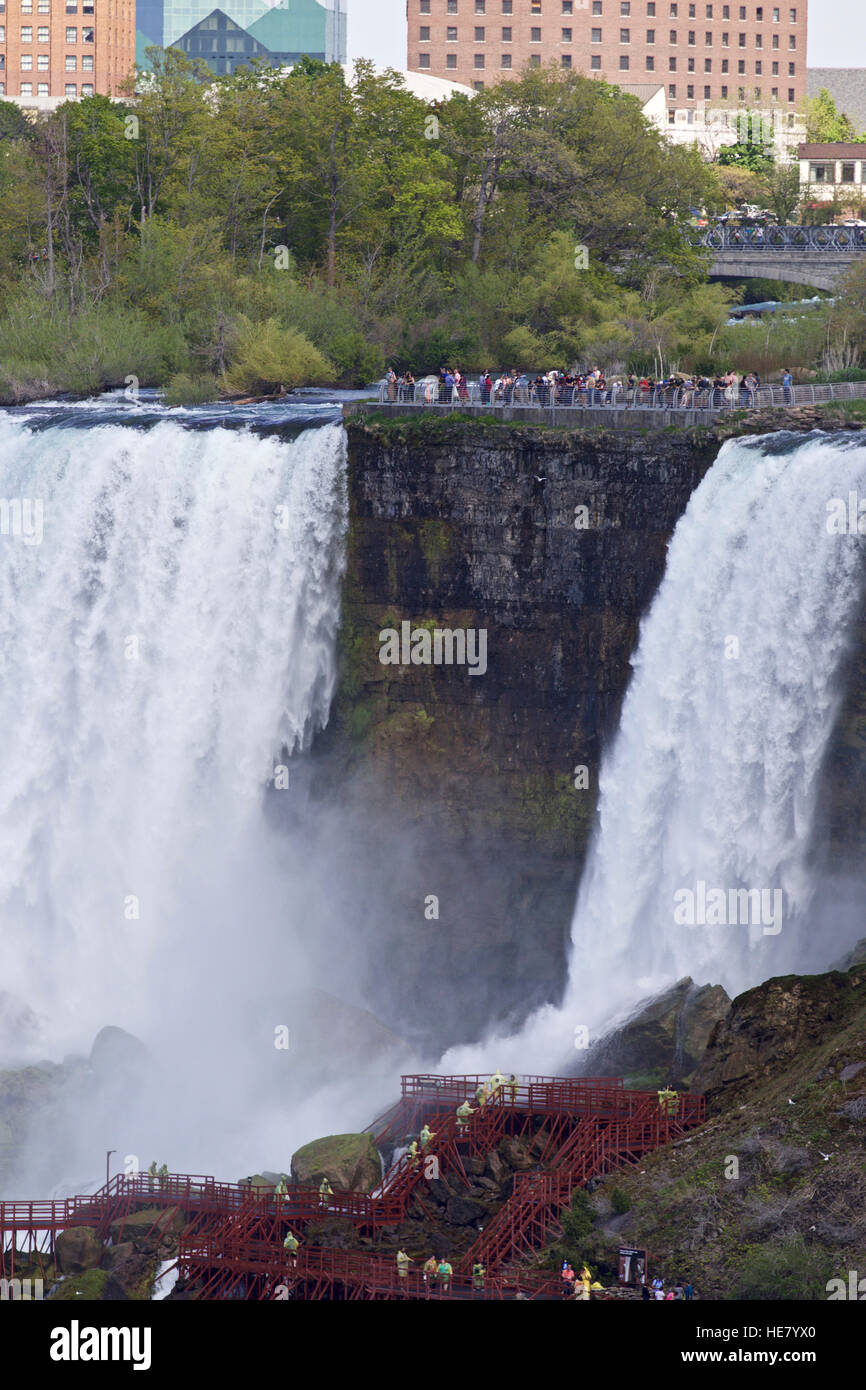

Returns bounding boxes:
[0,0,135,109]
[408,0,808,123]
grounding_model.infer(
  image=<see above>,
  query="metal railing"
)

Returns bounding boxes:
[378,379,866,413]
[686,223,866,251]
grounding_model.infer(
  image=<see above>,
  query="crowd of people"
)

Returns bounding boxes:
[384,365,796,409]
[644,1275,695,1301]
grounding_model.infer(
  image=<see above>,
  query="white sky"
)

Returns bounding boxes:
[347,0,866,71]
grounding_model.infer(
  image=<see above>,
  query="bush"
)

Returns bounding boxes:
[731,1234,836,1300]
[221,316,334,395]
[161,372,219,406]
[610,1186,631,1215]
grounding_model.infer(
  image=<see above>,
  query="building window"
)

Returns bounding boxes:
[446,25,457,39]
[37,81,48,93]
[754,86,761,98]
[21,26,32,39]
[788,61,794,74]
[688,56,695,69]
[771,60,778,72]
[755,32,761,45]
[419,0,430,9]
[771,86,778,98]
[756,3,762,15]
[418,52,430,66]
[789,6,796,18]
[668,109,675,123]
[419,25,429,39]
[530,25,541,39]
[648,1,656,11]
[561,52,571,66]
[738,3,744,12]
[592,26,602,39]
[65,82,75,95]
[810,164,829,182]
[65,55,76,69]
[721,57,728,70]
[21,0,31,9]
[737,58,744,71]
[787,88,795,102]
[688,28,694,42]
[704,57,711,69]
[592,0,602,10]
[447,0,457,10]
[669,28,677,41]
[590,53,601,66]
[529,53,541,63]
[81,54,91,69]
[562,0,573,10]
[37,0,48,10]
[502,24,511,37]
[21,55,32,69]
[620,53,630,67]
[788,33,795,47]
[621,0,630,10]
[65,25,75,39]
[501,51,511,66]
[80,83,92,94]
[20,82,32,94]
[474,52,485,65]
[738,30,745,43]
[704,83,710,97]
[738,85,744,98]
[0,24,4,37]
[647,27,654,41]
[502,0,512,9]
[772,4,778,14]
[562,25,571,38]
[475,0,485,10]
[687,82,694,96]
[620,27,629,40]
[646,54,654,68]
[721,83,727,95]
[721,30,728,43]
[473,80,484,89]
[446,52,457,67]
[669,82,676,96]
[37,53,48,68]
[37,24,47,38]
[669,54,676,68]
[842,163,856,183]
[474,24,484,37]
[755,59,762,72]
[771,32,778,46]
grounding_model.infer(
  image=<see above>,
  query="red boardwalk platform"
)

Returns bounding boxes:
[0,1075,704,1298]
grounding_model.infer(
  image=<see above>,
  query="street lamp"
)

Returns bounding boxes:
[106,1149,116,1189]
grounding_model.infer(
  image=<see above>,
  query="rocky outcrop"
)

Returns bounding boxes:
[48,1270,130,1301]
[575,977,730,1088]
[316,415,720,1048]
[55,1226,103,1275]
[695,967,866,1104]
[291,1133,382,1192]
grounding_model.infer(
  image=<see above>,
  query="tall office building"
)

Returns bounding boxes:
[0,0,135,105]
[137,0,347,77]
[407,0,807,122]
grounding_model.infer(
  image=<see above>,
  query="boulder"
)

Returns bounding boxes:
[575,977,730,1087]
[444,1195,485,1226]
[695,968,866,1103]
[485,1150,508,1186]
[303,1217,360,1250]
[55,1226,103,1275]
[291,1133,381,1192]
[100,1242,161,1299]
[89,1026,148,1079]
[108,1205,185,1249]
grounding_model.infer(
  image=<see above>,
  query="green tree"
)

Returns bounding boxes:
[803,88,861,143]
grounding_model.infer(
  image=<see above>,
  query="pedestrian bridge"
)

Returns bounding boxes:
[687,223,866,291]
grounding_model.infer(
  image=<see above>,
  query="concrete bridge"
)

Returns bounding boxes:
[687,224,866,291]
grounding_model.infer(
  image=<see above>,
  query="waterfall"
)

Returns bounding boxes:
[443,430,866,1072]
[0,416,348,1053]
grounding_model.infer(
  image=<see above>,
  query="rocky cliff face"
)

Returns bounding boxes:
[313,414,720,1049]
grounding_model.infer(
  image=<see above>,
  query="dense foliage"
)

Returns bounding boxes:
[0,54,861,398]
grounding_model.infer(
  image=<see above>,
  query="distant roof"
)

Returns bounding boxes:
[393,69,476,101]
[798,142,866,156]
[618,82,666,105]
[806,69,866,133]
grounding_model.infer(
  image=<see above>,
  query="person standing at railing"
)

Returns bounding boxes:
[508,1073,518,1104]
[396,1248,414,1282]
[437,1257,453,1293]
[475,1081,487,1108]
[423,1254,438,1292]
[456,1099,476,1133]
[147,1160,158,1192]
[386,368,397,402]
[158,1164,169,1190]
[782,368,793,404]
[479,372,492,405]
[419,1123,437,1152]
[472,1260,486,1292]
[319,1177,334,1210]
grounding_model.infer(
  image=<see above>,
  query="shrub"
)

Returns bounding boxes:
[221,316,334,395]
[731,1234,836,1300]
[610,1186,631,1215]
[161,372,219,406]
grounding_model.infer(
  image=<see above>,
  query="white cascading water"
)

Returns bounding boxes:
[442,430,866,1072]
[0,416,347,1053]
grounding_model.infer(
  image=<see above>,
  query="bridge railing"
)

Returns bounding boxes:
[377,379,866,413]
[685,223,866,251]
